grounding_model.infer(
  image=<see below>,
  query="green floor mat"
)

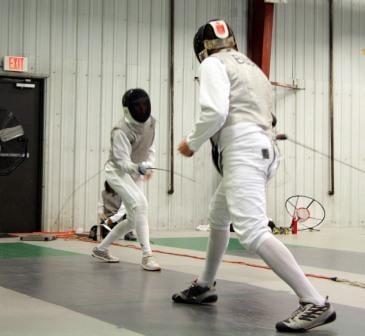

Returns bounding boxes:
[0,242,80,259]
[151,237,246,252]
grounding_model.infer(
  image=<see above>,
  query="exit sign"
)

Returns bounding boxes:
[3,56,28,72]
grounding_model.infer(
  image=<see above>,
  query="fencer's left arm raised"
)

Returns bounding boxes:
[185,57,230,152]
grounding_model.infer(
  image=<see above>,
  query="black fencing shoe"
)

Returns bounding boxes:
[276,297,336,333]
[172,280,218,304]
[124,231,137,241]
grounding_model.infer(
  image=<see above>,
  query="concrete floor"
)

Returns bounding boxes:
[0,228,364,336]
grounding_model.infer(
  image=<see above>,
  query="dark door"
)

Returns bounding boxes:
[0,77,44,233]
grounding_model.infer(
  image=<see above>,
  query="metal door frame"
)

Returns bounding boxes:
[0,74,46,232]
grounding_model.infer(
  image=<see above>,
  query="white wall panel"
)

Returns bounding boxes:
[0,0,247,232]
[269,0,365,228]
[3,0,364,231]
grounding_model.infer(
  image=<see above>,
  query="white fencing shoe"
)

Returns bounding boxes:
[92,247,120,263]
[141,254,161,271]
[276,297,336,333]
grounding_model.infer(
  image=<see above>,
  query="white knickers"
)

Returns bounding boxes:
[104,162,147,227]
[209,130,279,251]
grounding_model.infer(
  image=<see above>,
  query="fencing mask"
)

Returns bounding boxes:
[122,88,151,123]
[194,19,237,63]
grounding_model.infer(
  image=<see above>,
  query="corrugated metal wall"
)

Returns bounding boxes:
[0,0,247,231]
[2,0,363,231]
[269,0,365,228]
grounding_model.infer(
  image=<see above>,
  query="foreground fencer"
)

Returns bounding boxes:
[172,19,336,332]
[92,88,161,271]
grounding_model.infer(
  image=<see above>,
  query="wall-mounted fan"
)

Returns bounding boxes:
[0,109,28,176]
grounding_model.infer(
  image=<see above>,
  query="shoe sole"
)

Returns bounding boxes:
[172,294,218,305]
[276,311,336,333]
[141,264,161,271]
[91,253,120,263]
[307,311,337,331]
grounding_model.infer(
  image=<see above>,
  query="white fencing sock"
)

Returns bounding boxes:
[257,235,325,306]
[98,219,134,251]
[198,228,230,287]
[134,212,152,255]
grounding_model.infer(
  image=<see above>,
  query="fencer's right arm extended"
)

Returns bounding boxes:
[111,129,139,174]
[186,57,230,152]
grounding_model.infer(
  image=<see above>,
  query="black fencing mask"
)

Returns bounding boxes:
[193,19,237,63]
[122,89,151,123]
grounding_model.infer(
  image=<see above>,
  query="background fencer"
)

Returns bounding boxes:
[92,88,161,271]
[172,19,336,332]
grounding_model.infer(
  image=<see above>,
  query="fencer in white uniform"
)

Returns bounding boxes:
[92,88,161,271]
[172,20,336,332]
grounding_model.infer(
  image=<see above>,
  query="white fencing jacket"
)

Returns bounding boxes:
[106,116,156,177]
[187,49,274,153]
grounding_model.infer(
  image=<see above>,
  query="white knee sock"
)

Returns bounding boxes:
[134,212,152,255]
[98,219,134,250]
[257,235,325,305]
[198,228,230,287]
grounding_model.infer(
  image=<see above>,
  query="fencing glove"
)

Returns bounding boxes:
[138,161,153,175]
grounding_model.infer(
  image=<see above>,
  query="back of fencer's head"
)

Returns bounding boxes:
[193,19,237,63]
